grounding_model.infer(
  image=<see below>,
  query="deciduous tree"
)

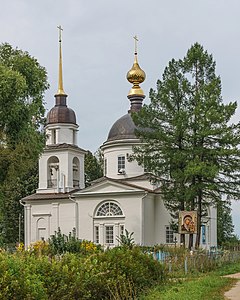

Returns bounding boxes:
[84,150,103,186]
[0,43,49,245]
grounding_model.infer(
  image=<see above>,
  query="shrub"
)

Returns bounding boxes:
[116,229,135,249]
[0,247,166,299]
[48,228,101,256]
[0,252,48,299]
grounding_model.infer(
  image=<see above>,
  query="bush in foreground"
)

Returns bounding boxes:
[0,247,165,299]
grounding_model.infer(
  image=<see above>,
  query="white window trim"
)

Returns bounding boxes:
[165,225,174,244]
[117,155,125,174]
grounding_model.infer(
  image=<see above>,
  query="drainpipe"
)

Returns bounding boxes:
[19,200,26,247]
[56,167,60,193]
[141,192,148,245]
[69,195,79,238]
[62,174,66,194]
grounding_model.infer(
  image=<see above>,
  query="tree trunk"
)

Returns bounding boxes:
[180,233,185,248]
[188,234,193,250]
[195,190,202,249]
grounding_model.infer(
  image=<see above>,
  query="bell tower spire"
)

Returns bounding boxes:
[56,25,66,95]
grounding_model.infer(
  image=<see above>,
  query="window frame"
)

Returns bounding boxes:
[105,225,114,244]
[165,225,174,244]
[94,225,99,244]
[118,155,125,173]
[96,201,124,218]
[120,225,125,236]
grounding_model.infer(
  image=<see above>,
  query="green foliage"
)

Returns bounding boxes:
[0,43,49,244]
[117,229,135,249]
[132,43,240,248]
[142,275,234,300]
[217,199,235,245]
[48,228,100,255]
[84,149,103,186]
[0,247,165,299]
[0,253,48,299]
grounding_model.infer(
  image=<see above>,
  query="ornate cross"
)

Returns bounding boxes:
[133,35,138,54]
[57,25,63,42]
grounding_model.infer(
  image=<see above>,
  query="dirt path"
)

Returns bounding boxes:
[224,273,240,300]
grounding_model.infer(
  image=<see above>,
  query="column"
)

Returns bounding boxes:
[25,204,31,247]
[114,223,119,246]
[52,203,59,234]
[99,223,104,245]
[56,128,60,144]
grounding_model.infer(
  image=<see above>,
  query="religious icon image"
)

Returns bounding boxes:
[179,211,197,234]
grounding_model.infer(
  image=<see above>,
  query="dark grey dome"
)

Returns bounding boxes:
[46,94,76,125]
[46,106,76,124]
[107,113,137,141]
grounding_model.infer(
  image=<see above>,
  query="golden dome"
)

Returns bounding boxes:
[126,52,146,96]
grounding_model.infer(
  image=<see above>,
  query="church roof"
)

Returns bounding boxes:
[21,174,161,202]
[89,176,161,193]
[46,96,77,125]
[21,190,79,201]
[107,113,137,141]
[45,143,87,153]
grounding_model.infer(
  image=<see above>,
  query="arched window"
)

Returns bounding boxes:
[47,156,59,188]
[96,202,123,217]
[73,157,80,188]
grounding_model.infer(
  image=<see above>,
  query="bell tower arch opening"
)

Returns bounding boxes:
[73,157,80,188]
[47,156,59,188]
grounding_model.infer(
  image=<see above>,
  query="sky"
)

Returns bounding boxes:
[1,0,240,236]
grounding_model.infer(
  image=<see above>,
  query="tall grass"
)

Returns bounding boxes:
[141,275,236,300]
[141,254,240,300]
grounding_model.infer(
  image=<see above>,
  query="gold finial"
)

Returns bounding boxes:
[126,36,146,97]
[56,25,66,95]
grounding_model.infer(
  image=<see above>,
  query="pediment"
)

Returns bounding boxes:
[74,178,144,196]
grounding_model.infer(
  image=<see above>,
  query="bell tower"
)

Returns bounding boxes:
[37,26,86,194]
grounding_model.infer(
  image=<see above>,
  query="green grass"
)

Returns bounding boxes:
[141,261,240,300]
[214,261,240,276]
[141,275,236,300]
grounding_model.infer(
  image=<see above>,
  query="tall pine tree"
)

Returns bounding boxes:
[132,43,240,248]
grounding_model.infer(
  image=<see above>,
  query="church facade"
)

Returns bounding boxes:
[21,33,217,249]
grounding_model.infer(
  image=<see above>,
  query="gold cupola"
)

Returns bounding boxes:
[126,36,146,97]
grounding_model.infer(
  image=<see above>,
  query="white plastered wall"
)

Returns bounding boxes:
[142,194,156,245]
[45,123,78,146]
[38,147,85,193]
[101,139,144,179]
[77,192,145,245]
[25,199,76,246]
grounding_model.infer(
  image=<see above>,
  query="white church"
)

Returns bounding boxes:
[21,33,217,249]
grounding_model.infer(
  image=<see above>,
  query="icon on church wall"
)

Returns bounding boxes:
[179,211,197,234]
